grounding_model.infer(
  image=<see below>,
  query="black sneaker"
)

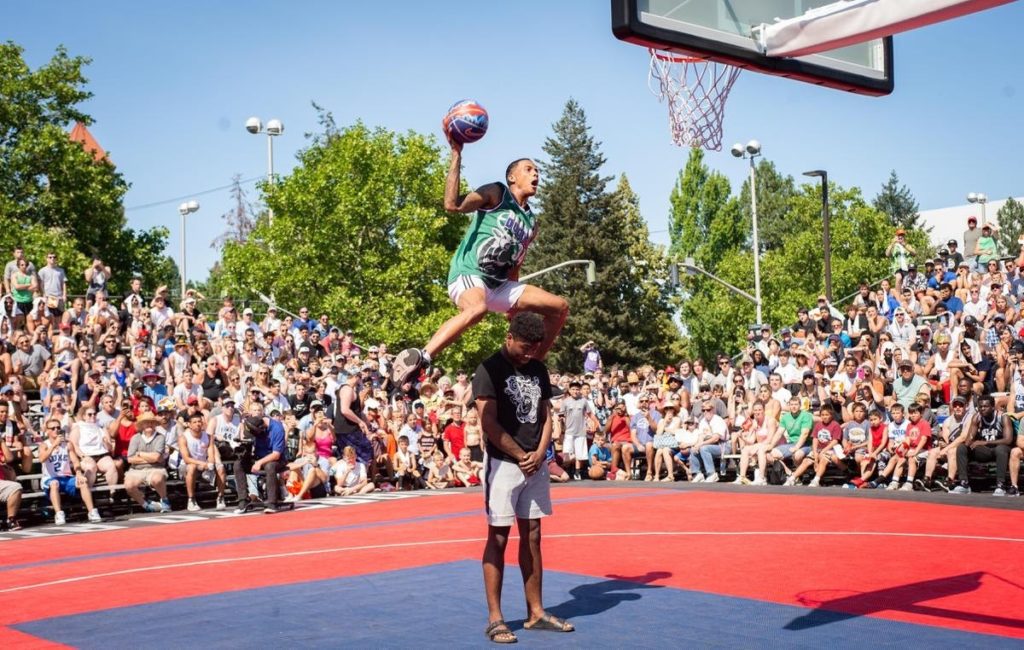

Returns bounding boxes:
[1007,485,1020,497]
[913,478,927,492]
[263,504,280,514]
[391,348,424,385]
[932,477,950,493]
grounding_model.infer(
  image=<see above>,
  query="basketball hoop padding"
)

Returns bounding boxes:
[648,49,740,151]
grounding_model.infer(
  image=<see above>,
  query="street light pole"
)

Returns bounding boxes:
[681,258,761,307]
[246,117,285,225]
[519,259,597,285]
[731,140,763,324]
[967,192,988,227]
[804,170,832,301]
[177,200,199,298]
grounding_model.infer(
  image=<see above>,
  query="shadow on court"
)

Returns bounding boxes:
[508,571,672,630]
[786,571,1024,631]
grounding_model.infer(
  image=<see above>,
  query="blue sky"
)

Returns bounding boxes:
[7,0,1023,283]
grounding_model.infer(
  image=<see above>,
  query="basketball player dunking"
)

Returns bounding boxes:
[390,133,569,385]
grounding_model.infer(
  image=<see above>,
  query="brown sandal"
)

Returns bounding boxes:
[523,612,575,632]
[485,620,517,644]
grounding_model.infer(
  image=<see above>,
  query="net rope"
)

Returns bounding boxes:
[647,49,741,151]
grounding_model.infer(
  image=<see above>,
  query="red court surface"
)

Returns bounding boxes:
[1,485,1022,647]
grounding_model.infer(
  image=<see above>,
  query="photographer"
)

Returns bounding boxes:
[233,401,287,514]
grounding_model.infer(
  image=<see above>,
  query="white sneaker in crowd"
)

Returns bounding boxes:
[691,474,705,483]
[886,481,899,491]
[54,510,66,526]
[216,497,226,511]
[899,482,914,492]
[705,473,719,483]
[808,477,821,488]
[87,508,102,523]
[187,499,201,512]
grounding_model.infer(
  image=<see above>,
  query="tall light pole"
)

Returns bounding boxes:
[804,169,832,302]
[178,200,199,298]
[967,192,988,227]
[731,139,763,324]
[246,117,285,224]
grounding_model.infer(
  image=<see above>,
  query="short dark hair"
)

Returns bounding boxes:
[978,394,995,407]
[187,411,204,422]
[505,158,532,183]
[508,311,546,344]
[907,404,922,414]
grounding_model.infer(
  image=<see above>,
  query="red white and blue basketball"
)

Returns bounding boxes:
[443,100,489,144]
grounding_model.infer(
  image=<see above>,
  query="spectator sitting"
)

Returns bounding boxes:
[69,404,120,497]
[12,331,52,391]
[788,405,842,487]
[393,435,424,490]
[452,447,483,487]
[0,434,23,530]
[178,411,227,511]
[233,402,288,514]
[425,449,452,489]
[123,413,171,512]
[604,399,633,480]
[0,400,33,476]
[39,417,101,524]
[588,431,620,480]
[285,429,328,502]
[954,394,1012,495]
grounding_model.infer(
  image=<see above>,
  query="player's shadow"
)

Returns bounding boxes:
[509,571,671,629]
[785,571,1024,631]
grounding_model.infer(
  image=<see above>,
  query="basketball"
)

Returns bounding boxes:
[443,100,489,144]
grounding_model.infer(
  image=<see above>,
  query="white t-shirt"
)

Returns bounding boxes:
[697,414,729,443]
[333,459,367,488]
[150,306,174,329]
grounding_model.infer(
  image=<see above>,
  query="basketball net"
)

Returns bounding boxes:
[647,49,741,151]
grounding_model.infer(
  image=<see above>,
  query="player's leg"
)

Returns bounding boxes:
[511,285,568,360]
[392,285,487,385]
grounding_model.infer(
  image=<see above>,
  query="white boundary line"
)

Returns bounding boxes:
[2,530,1022,596]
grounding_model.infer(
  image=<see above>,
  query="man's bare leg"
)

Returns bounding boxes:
[519,518,544,622]
[483,525,511,625]
[424,288,488,359]
[513,286,568,360]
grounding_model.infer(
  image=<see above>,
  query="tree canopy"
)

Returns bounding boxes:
[0,41,177,294]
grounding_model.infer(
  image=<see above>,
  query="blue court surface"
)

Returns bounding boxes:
[16,559,1019,648]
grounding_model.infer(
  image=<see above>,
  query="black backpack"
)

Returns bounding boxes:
[767,460,787,485]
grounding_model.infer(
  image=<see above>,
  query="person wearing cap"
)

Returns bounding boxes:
[976,223,998,268]
[122,412,172,512]
[944,239,964,271]
[886,228,915,283]
[208,392,240,447]
[963,216,981,268]
[892,358,927,409]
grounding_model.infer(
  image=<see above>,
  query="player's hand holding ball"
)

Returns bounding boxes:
[442,99,488,153]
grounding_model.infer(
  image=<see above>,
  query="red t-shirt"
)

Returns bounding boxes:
[608,414,632,444]
[905,419,932,451]
[115,422,137,458]
[442,422,465,459]
[869,422,887,448]
[812,420,842,449]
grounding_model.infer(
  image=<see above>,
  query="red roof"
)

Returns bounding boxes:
[68,122,109,163]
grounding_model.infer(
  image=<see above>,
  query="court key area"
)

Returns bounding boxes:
[1,483,1022,648]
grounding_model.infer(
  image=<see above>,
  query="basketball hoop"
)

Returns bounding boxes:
[647,49,741,151]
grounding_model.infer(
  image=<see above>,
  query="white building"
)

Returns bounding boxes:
[918,196,1024,253]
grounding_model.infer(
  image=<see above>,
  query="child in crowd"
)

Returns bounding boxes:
[425,449,452,489]
[588,432,621,480]
[332,445,375,496]
[393,435,424,490]
[452,447,482,487]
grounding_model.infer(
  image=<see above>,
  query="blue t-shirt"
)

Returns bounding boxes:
[630,410,662,445]
[944,296,964,314]
[589,443,611,463]
[254,418,288,459]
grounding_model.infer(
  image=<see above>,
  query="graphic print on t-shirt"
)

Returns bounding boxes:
[504,375,541,424]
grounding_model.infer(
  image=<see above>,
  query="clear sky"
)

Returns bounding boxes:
[7,0,1023,283]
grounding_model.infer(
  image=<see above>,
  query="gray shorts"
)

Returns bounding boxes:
[483,455,552,527]
[0,479,23,502]
[775,444,810,460]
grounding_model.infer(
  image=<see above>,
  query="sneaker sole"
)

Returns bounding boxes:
[391,349,423,384]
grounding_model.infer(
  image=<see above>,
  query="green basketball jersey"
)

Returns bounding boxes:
[447,184,538,289]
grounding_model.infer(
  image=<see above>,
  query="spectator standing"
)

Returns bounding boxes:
[963,216,981,268]
[84,257,112,305]
[886,229,915,283]
[975,224,998,268]
[580,340,602,374]
[10,258,35,322]
[37,252,67,317]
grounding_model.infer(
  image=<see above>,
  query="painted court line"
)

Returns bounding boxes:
[2,529,1022,595]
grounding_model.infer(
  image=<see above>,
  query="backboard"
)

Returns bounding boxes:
[611,0,894,96]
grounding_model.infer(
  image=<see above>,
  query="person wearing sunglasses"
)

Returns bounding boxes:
[39,418,101,525]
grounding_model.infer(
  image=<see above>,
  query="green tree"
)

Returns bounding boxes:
[873,169,923,231]
[219,115,505,371]
[526,99,683,370]
[995,197,1024,259]
[0,41,176,294]
[738,159,798,252]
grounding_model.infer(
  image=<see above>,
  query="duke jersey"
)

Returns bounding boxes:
[41,440,72,480]
[888,418,909,445]
[448,184,537,289]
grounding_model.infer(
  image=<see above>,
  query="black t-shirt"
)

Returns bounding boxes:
[472,350,552,462]
[289,393,312,420]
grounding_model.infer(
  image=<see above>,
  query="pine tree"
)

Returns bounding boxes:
[212,174,258,250]
[873,170,922,231]
[995,197,1024,258]
[525,99,683,370]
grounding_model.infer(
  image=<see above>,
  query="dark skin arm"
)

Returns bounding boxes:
[477,396,552,476]
[442,133,503,213]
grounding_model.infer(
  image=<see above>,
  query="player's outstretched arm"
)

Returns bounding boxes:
[443,134,501,213]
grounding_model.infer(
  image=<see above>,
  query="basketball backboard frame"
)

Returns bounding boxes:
[611,0,894,96]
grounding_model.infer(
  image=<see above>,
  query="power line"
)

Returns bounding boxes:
[124,176,262,211]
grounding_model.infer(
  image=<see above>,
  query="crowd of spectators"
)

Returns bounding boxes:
[1,217,1022,529]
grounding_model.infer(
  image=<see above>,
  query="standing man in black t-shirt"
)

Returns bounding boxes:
[473,312,574,643]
